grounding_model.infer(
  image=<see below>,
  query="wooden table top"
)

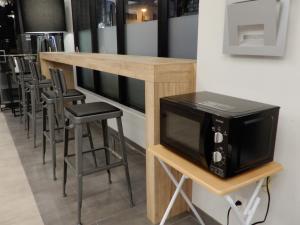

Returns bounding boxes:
[149,145,283,196]
[39,52,196,82]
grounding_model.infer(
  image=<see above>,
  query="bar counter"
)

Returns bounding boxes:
[40,52,196,224]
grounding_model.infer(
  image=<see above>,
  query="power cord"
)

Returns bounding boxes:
[251,177,271,225]
[227,200,242,225]
[226,177,271,225]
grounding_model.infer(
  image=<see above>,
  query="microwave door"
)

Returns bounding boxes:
[161,107,210,168]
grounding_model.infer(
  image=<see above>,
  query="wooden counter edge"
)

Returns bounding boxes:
[39,52,196,83]
[149,144,283,196]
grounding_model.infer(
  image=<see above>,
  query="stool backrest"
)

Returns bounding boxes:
[29,61,45,100]
[57,69,68,95]
[29,61,42,82]
[14,56,27,87]
[49,68,65,124]
[7,56,17,82]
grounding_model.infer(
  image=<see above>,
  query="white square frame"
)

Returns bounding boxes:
[223,0,290,57]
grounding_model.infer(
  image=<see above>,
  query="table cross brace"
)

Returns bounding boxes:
[159,160,206,225]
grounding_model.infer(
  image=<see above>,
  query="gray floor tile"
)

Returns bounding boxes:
[3,111,217,225]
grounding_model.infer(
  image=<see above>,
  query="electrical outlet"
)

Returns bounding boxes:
[234,195,247,209]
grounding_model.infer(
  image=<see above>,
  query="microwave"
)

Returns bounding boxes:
[160,92,279,178]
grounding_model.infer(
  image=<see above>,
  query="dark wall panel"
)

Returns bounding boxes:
[20,0,66,33]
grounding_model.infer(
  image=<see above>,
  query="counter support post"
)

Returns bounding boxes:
[145,81,195,224]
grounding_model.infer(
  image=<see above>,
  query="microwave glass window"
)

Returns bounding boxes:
[239,116,273,167]
[164,111,200,152]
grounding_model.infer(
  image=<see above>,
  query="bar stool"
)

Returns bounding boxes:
[6,57,20,116]
[42,68,96,180]
[8,56,31,117]
[26,61,52,147]
[56,77,134,224]
[14,56,35,127]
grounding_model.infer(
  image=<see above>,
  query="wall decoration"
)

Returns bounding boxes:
[223,0,290,57]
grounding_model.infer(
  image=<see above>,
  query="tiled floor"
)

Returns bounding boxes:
[0,112,44,225]
[3,110,217,225]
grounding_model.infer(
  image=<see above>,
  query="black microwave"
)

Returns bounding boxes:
[160,92,280,178]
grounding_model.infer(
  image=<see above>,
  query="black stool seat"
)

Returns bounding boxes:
[66,102,120,117]
[43,89,85,99]
[28,79,52,85]
[21,76,33,82]
[28,80,52,86]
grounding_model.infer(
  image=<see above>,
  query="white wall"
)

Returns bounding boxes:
[193,1,300,225]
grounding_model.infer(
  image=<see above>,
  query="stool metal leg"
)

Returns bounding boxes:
[87,123,97,167]
[116,117,134,207]
[48,103,57,180]
[25,90,30,131]
[24,88,29,130]
[102,120,112,184]
[18,83,22,118]
[42,105,47,164]
[19,85,22,123]
[27,90,31,138]
[30,87,37,147]
[63,119,70,197]
[81,99,97,167]
[75,123,83,225]
[32,90,37,148]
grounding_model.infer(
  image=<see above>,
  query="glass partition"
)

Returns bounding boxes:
[123,0,159,111]
[168,0,199,59]
[71,0,199,113]
[95,0,119,101]
[76,0,95,91]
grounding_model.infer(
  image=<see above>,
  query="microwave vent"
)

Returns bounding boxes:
[197,101,235,111]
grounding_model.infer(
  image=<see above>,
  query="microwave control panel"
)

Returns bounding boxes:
[210,116,228,178]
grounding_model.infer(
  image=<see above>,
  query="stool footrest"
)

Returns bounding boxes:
[43,131,91,144]
[64,156,124,176]
[83,161,124,176]
[66,147,107,158]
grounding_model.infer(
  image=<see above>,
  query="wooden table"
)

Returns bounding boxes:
[149,145,283,225]
[39,52,196,224]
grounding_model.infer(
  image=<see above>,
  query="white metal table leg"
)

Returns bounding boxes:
[224,178,266,225]
[159,174,187,225]
[159,160,206,225]
[244,179,264,216]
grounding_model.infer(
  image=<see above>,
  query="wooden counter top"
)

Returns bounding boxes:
[39,52,196,83]
[149,145,283,196]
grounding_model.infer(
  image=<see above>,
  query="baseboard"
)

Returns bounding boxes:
[107,126,146,156]
[195,207,221,225]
